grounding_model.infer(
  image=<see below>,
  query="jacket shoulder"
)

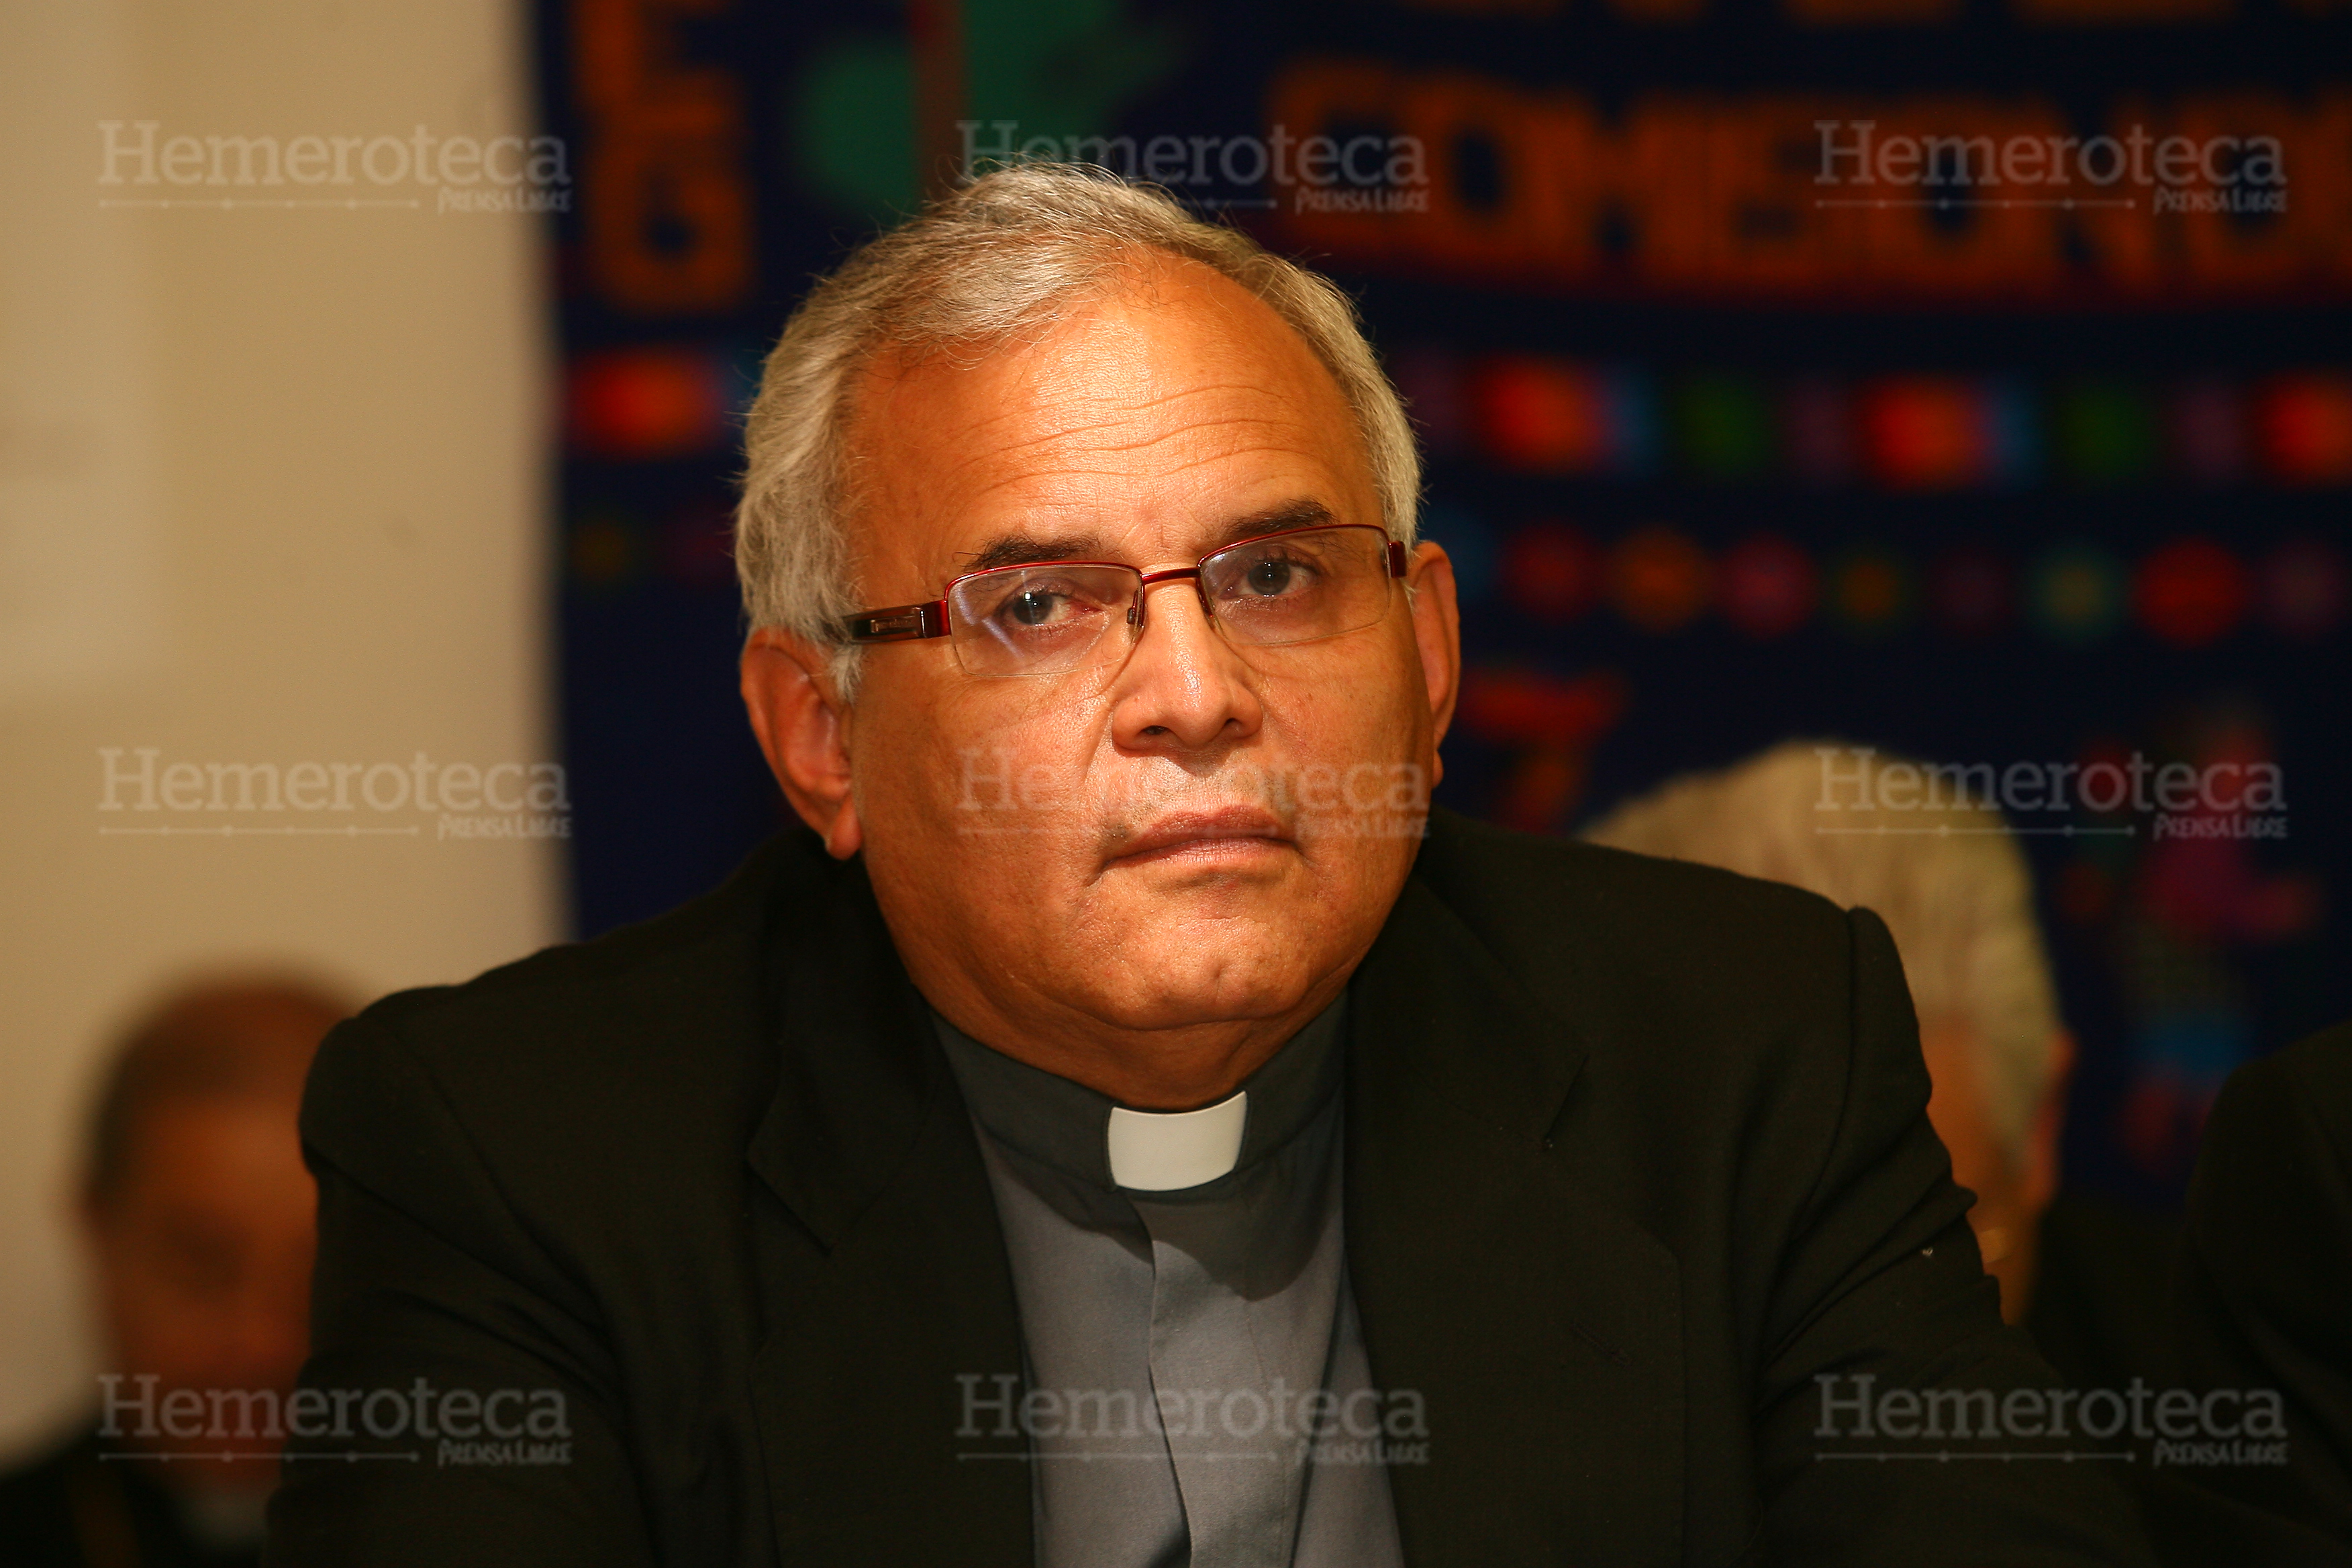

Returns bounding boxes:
[2220,1019,2352,1126]
[353,832,822,1048]
[1414,805,1863,1012]
[300,833,843,1233]
[2195,1017,2352,1201]
[1408,807,1917,1199]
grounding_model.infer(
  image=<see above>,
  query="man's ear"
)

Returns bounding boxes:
[1406,540,1461,777]
[740,628,863,859]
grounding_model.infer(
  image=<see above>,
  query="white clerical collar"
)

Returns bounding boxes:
[1106,1091,1248,1191]
[932,1000,1345,1194]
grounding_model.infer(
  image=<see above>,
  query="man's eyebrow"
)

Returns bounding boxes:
[954,499,1337,577]
[959,534,1108,574]
[1216,499,1334,546]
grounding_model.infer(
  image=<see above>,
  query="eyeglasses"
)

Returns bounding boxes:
[842,523,1410,679]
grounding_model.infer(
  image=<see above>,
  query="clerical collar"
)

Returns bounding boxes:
[933,999,1346,1195]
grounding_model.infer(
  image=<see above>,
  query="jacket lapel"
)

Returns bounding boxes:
[743,852,1032,1566]
[1347,876,1687,1567]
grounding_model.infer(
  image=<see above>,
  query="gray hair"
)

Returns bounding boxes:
[1582,741,2064,1171]
[734,164,1421,698]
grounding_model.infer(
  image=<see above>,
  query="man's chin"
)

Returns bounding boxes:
[1067,939,1325,1035]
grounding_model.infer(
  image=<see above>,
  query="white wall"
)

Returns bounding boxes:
[0,0,558,1456]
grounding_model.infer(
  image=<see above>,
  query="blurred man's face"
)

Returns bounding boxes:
[791,258,1457,1104]
[85,1092,316,1485]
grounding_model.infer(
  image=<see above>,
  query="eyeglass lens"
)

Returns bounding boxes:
[943,526,1393,677]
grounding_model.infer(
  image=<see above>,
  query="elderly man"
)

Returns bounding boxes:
[266,168,2147,1566]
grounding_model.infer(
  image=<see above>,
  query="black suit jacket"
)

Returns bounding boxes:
[2149,1020,2352,1566]
[266,810,2149,1566]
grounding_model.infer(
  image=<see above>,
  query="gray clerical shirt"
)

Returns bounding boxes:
[935,1006,1404,1568]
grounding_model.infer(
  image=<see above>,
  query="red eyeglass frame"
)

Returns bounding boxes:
[840,523,1411,645]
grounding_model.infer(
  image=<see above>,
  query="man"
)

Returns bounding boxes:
[2145,1020,2352,1564]
[0,977,345,1567]
[266,166,2147,1565]
[1584,742,2179,1394]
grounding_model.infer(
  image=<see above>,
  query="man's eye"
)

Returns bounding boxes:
[1234,554,1316,598]
[995,585,1108,628]
[1006,590,1063,626]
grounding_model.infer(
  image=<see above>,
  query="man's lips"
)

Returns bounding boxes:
[1106,806,1292,867]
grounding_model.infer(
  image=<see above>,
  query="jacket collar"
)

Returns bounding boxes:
[743,845,941,1251]
[1348,871,1589,1148]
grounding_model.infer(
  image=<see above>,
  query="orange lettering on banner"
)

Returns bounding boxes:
[2173,93,2351,287]
[1701,97,1867,288]
[2069,96,2166,288]
[1853,98,2070,291]
[1520,96,1700,277]
[573,0,751,314]
[1402,73,1544,271]
[576,0,735,126]
[1263,58,2352,299]
[2316,93,2352,284]
[1265,60,1406,256]
[1641,101,1724,281]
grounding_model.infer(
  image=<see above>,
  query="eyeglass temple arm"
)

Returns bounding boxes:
[842,601,950,643]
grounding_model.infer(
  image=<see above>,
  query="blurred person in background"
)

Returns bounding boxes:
[0,977,348,1568]
[1586,740,2177,1391]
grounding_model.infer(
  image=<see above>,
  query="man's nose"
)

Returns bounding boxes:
[1110,577,1263,752]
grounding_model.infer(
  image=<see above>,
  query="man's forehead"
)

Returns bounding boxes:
[846,272,1371,575]
[859,289,1340,454]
